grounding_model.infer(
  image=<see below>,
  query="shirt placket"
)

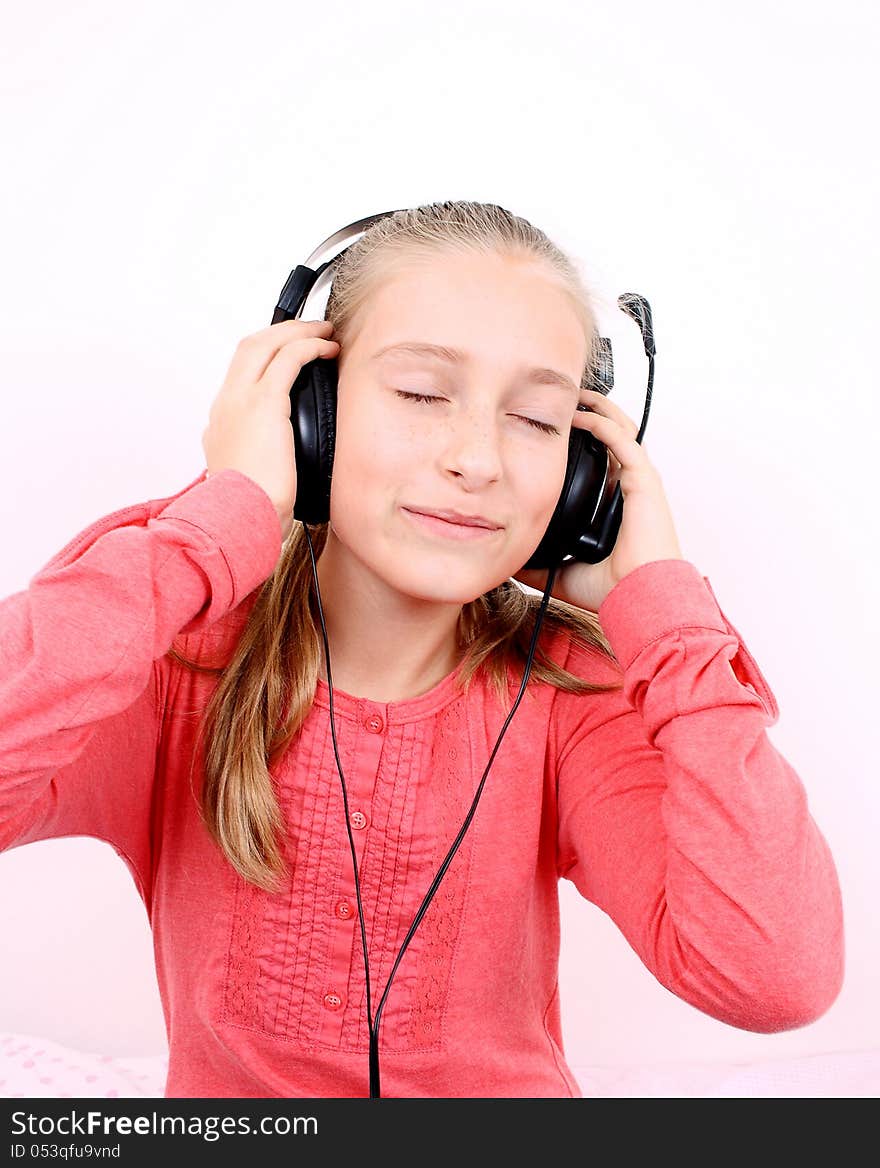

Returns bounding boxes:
[318,699,388,1045]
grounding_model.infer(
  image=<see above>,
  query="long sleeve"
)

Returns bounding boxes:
[0,467,282,909]
[554,558,844,1033]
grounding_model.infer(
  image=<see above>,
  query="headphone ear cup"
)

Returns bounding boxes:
[290,354,338,525]
[522,427,608,570]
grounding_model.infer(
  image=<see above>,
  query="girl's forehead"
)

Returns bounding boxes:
[360,269,582,342]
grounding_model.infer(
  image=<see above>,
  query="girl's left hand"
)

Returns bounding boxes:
[512,387,687,614]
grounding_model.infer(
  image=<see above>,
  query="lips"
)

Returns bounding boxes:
[404,508,501,530]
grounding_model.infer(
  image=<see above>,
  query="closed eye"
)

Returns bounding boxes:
[394,390,560,436]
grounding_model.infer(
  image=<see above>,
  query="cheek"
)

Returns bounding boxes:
[521,448,569,516]
[334,407,426,484]
[328,410,410,526]
[546,458,569,507]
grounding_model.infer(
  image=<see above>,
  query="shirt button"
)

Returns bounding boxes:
[323,991,344,1011]
[335,898,354,920]
[350,810,368,830]
[365,714,384,733]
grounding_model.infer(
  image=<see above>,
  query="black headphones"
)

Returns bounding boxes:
[270,208,656,1098]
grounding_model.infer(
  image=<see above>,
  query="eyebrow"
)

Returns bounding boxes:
[371,341,580,395]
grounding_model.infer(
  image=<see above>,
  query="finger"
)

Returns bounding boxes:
[579,388,639,439]
[230,320,336,381]
[572,409,642,471]
[233,327,338,385]
[260,336,341,392]
[254,318,335,340]
[244,319,335,355]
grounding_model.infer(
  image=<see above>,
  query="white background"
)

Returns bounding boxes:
[0,0,877,1072]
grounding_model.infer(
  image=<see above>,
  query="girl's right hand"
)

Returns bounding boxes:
[202,319,340,542]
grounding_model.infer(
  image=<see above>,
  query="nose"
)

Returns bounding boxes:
[441,410,503,487]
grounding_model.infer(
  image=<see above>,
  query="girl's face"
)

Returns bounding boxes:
[326,250,589,606]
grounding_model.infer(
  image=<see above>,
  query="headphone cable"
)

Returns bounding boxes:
[302,522,559,1097]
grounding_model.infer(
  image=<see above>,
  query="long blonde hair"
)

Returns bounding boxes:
[165,201,624,894]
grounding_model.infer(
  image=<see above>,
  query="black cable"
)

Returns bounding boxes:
[302,525,376,1052]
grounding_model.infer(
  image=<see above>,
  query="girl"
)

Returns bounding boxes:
[0,202,844,1098]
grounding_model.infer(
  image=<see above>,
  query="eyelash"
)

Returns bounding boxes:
[394,391,560,436]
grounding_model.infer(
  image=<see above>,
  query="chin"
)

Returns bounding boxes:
[392,561,515,605]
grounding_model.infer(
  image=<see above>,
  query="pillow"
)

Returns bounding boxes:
[0,1032,166,1098]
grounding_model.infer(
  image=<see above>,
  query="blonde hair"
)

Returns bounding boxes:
[165,200,624,894]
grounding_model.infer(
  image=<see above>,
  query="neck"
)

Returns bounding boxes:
[313,536,464,703]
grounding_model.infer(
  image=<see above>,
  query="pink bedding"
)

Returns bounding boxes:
[2,1032,877,1098]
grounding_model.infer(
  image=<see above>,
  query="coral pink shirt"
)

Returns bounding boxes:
[0,468,844,1098]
